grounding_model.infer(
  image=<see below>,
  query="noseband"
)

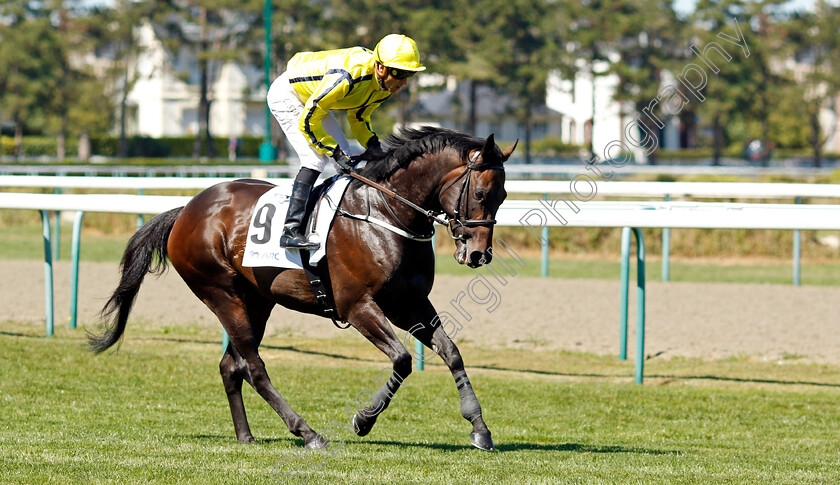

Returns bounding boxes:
[439,151,504,241]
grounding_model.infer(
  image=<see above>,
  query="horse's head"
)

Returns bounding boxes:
[440,134,516,268]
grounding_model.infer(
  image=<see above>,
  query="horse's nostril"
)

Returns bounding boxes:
[469,250,485,266]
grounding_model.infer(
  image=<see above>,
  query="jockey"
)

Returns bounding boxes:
[267,33,426,250]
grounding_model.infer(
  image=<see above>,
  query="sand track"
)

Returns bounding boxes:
[3,260,839,363]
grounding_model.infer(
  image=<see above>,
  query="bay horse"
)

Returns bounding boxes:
[89,127,515,451]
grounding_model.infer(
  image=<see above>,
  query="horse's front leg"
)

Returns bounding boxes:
[392,299,494,451]
[429,324,494,450]
[346,296,413,437]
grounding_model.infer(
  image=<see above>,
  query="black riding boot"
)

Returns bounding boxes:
[279,168,320,250]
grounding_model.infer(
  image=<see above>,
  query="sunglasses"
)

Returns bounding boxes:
[389,68,416,80]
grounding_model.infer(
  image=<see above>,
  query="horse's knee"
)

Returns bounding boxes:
[434,336,464,370]
[220,354,247,391]
[220,354,237,379]
[393,351,412,378]
[243,360,271,388]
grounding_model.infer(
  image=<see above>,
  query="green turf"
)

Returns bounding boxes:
[1,321,839,484]
[0,224,131,262]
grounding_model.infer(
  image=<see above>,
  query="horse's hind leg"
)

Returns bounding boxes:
[219,295,273,443]
[390,299,495,451]
[220,341,256,443]
[205,287,325,448]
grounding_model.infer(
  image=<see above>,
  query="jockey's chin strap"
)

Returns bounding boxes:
[345,151,502,241]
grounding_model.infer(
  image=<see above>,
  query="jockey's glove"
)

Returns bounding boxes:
[359,136,386,161]
[332,151,356,174]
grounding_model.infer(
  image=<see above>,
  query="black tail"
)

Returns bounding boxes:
[88,207,183,353]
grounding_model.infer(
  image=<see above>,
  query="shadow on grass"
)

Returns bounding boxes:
[466,364,840,389]
[229,437,680,455]
[12,332,836,389]
[648,373,840,388]
[496,442,680,455]
[133,335,383,364]
[190,433,301,446]
[0,330,43,339]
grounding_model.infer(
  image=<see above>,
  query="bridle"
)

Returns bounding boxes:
[438,150,504,241]
[342,150,504,241]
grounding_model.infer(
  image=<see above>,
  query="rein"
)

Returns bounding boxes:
[345,151,503,241]
[348,171,449,226]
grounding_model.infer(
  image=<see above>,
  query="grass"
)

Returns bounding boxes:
[1,321,839,484]
[0,224,131,262]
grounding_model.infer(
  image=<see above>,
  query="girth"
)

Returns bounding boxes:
[299,250,350,330]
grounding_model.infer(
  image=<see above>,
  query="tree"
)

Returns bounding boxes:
[787,1,840,166]
[155,0,263,159]
[565,0,628,158]
[85,0,156,158]
[692,0,794,166]
[602,0,686,165]
[453,0,561,162]
[0,1,116,160]
[0,5,63,157]
[47,0,105,160]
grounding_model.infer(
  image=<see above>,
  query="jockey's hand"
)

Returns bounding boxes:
[332,151,356,174]
[365,136,386,158]
[352,137,386,165]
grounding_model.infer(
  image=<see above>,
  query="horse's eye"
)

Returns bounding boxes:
[475,189,486,201]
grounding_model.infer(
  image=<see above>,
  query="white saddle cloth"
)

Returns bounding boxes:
[241,176,352,269]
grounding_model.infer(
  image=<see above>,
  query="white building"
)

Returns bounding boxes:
[124,21,267,138]
[546,57,685,163]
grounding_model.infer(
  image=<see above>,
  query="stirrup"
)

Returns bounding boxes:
[279,234,320,250]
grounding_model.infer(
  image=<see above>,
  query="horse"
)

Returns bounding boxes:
[89,126,516,451]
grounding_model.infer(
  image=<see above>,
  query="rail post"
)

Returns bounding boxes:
[40,210,55,337]
[69,211,85,329]
[619,227,646,384]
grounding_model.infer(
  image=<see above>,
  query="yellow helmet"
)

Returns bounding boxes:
[373,34,426,72]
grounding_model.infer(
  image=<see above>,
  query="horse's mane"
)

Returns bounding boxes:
[356,126,485,182]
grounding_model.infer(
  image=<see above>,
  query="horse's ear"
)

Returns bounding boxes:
[501,139,518,162]
[480,134,496,160]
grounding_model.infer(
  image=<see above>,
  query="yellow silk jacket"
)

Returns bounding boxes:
[286,47,391,157]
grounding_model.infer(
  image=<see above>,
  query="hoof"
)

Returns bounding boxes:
[305,434,327,449]
[237,435,257,444]
[470,431,495,451]
[352,414,376,437]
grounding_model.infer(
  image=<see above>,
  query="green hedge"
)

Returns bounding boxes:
[656,147,840,161]
[4,133,838,163]
[527,136,583,157]
[1,136,80,157]
[1,135,266,159]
